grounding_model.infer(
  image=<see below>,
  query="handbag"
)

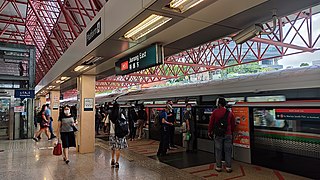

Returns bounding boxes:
[71,125,78,132]
[186,131,191,141]
[53,140,62,156]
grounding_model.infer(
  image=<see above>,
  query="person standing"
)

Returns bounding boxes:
[157,105,173,157]
[45,104,56,140]
[57,105,77,164]
[208,98,235,173]
[128,104,138,141]
[109,102,128,168]
[167,100,177,149]
[137,105,147,139]
[95,107,102,135]
[184,104,196,152]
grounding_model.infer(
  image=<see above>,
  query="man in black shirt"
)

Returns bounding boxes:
[167,100,177,149]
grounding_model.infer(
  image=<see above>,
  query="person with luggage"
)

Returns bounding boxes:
[184,104,196,152]
[57,105,77,164]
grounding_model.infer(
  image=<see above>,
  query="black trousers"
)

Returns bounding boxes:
[169,126,175,147]
[157,126,169,155]
[129,122,137,139]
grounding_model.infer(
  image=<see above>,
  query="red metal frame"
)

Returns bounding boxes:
[96,8,320,92]
[0,0,106,83]
[0,2,319,97]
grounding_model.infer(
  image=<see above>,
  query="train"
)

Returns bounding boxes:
[65,65,320,178]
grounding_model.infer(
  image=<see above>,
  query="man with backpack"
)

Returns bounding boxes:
[208,98,235,173]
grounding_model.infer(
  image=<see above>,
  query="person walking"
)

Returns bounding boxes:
[184,104,196,152]
[45,104,56,140]
[109,102,128,168]
[33,105,50,142]
[208,98,235,173]
[57,105,77,164]
[157,105,173,157]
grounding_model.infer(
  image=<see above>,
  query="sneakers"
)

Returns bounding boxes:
[115,162,119,168]
[32,137,38,142]
[111,159,115,167]
[226,167,232,173]
[49,135,56,140]
[65,160,70,164]
[215,167,222,172]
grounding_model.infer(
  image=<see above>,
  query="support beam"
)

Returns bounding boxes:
[251,37,315,52]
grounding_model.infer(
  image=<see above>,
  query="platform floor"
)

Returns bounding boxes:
[0,138,309,180]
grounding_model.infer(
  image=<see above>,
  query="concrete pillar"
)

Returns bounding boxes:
[50,91,60,134]
[77,75,95,153]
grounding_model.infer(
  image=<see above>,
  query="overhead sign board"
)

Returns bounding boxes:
[115,44,164,75]
[86,18,101,46]
[14,90,35,99]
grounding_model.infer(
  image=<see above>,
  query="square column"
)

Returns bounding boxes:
[49,91,60,133]
[77,75,95,153]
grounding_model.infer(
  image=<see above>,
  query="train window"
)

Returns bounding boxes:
[225,97,245,102]
[253,108,285,128]
[247,95,286,102]
[154,101,167,104]
[143,101,153,105]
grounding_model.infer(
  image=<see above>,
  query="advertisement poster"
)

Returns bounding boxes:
[275,109,320,121]
[84,98,94,111]
[14,106,25,112]
[232,107,250,148]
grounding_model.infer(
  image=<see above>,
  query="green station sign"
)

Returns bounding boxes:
[115,44,164,75]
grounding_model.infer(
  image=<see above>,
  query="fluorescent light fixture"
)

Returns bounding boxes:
[166,0,205,13]
[74,65,90,72]
[55,77,70,84]
[60,76,69,81]
[123,14,172,41]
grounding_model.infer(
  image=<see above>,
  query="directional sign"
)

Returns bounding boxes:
[115,44,164,75]
[14,90,35,99]
[86,18,101,46]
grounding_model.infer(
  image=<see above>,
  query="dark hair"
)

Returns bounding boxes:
[46,104,50,108]
[218,98,227,107]
[186,103,192,107]
[40,104,46,113]
[111,102,119,123]
[63,105,70,110]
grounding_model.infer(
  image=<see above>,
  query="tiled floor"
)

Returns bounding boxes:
[0,138,310,180]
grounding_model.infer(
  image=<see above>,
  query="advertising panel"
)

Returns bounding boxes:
[275,109,320,121]
[232,107,250,148]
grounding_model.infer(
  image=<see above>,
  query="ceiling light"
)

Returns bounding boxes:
[56,80,61,84]
[123,14,172,41]
[60,76,69,81]
[74,65,90,72]
[166,0,205,13]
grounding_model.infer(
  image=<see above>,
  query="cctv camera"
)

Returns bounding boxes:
[232,24,263,44]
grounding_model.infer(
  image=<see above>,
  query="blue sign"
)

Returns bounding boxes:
[14,90,35,99]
